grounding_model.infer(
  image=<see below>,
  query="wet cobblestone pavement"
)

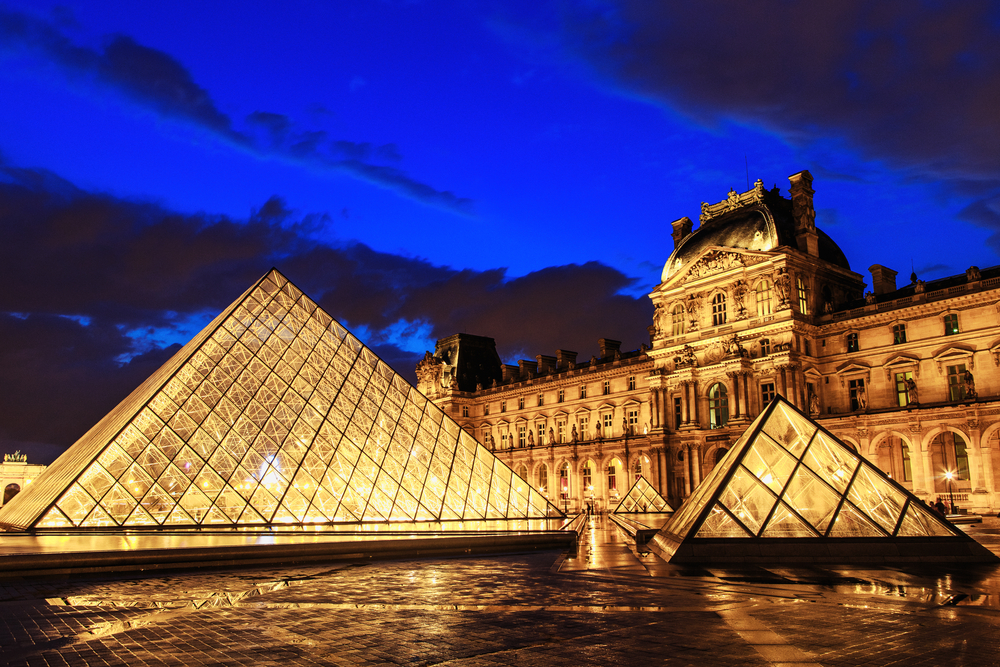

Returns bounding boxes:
[3,515,1000,666]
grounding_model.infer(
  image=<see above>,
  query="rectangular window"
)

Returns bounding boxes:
[603,413,613,433]
[956,437,970,480]
[895,371,913,407]
[673,397,682,428]
[580,384,587,399]
[461,405,469,417]
[582,465,592,490]
[579,416,589,439]
[948,364,967,401]
[484,403,490,416]
[671,305,685,336]
[804,339,811,356]
[607,464,616,491]
[518,396,525,410]
[761,382,775,406]
[518,425,526,447]
[846,333,859,353]
[557,420,566,443]
[944,314,959,336]
[760,338,771,356]
[537,392,544,407]
[892,323,907,344]
[558,389,565,403]
[627,409,639,434]
[797,277,810,315]
[628,376,636,391]
[902,445,912,482]
[560,465,569,496]
[537,423,545,444]
[501,401,506,413]
[603,380,611,395]
[849,378,866,411]
[756,280,773,317]
[712,293,727,326]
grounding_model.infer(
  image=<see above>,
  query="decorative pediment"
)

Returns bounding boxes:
[989,338,1000,367]
[700,179,767,223]
[669,247,769,285]
[882,352,921,380]
[552,409,569,419]
[598,402,616,413]
[931,343,976,374]
[621,398,642,408]
[574,406,591,416]
[835,360,871,388]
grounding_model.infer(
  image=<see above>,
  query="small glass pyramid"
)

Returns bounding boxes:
[613,476,673,513]
[0,269,563,530]
[656,396,957,543]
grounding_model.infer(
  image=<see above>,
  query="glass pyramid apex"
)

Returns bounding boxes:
[613,475,673,513]
[0,269,565,531]
[654,395,960,548]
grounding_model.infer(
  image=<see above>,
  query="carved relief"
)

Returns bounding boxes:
[731,278,749,319]
[700,179,766,223]
[773,268,791,307]
[679,251,764,283]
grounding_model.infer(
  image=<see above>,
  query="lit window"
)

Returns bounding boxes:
[944,314,959,336]
[709,383,728,429]
[712,292,727,326]
[560,463,570,497]
[582,464,592,489]
[797,277,810,314]
[579,416,589,439]
[895,371,913,407]
[756,280,773,317]
[761,382,775,406]
[846,333,859,353]
[627,408,639,434]
[607,463,617,491]
[947,364,967,401]
[602,412,613,432]
[537,464,548,491]
[892,323,907,345]
[557,420,565,443]
[536,422,545,444]
[518,425,526,447]
[671,304,685,336]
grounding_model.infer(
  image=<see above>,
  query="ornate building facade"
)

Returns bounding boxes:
[417,171,1000,515]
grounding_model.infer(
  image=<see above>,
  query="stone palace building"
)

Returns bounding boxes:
[416,171,1000,515]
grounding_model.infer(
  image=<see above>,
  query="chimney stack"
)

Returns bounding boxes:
[869,264,898,295]
[556,349,578,370]
[788,171,819,257]
[598,338,622,359]
[535,354,556,374]
[671,217,694,250]
[518,359,538,379]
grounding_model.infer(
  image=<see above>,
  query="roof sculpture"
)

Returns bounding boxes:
[649,396,998,563]
[0,269,562,531]
[613,475,673,513]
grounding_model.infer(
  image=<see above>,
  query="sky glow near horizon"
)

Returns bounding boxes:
[1,1,999,462]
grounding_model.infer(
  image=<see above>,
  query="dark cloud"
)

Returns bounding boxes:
[0,169,649,461]
[0,7,472,213]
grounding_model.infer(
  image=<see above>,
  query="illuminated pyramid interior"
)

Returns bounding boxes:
[650,396,998,564]
[0,269,562,531]
[613,476,673,513]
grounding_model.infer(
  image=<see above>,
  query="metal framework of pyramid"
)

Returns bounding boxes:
[649,396,998,564]
[613,476,673,513]
[0,269,563,531]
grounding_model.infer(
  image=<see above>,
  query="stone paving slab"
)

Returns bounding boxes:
[2,515,1000,666]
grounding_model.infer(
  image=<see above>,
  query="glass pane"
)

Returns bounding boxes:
[847,465,906,533]
[79,463,116,501]
[56,484,97,525]
[100,483,137,523]
[695,503,752,537]
[827,502,887,537]
[719,467,777,536]
[896,501,955,537]
[782,465,840,533]
[761,501,817,537]
[763,402,816,457]
[802,431,858,494]
[742,434,797,494]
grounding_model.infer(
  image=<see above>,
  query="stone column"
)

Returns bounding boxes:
[965,423,984,498]
[906,426,927,499]
[727,372,740,420]
[682,447,691,497]
[778,366,788,400]
[651,389,660,428]
[921,447,937,498]
[680,382,690,426]
[690,381,699,427]
[689,444,702,488]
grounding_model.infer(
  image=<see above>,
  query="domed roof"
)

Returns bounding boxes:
[661,187,850,282]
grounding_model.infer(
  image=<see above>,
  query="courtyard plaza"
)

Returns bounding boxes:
[2,516,1000,666]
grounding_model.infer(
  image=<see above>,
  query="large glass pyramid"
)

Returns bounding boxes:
[0,269,563,531]
[613,476,673,513]
[649,396,997,563]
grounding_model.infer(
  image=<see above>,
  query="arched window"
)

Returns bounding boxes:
[755,280,773,317]
[537,464,548,492]
[712,293,727,326]
[709,383,729,429]
[607,458,620,491]
[582,462,593,491]
[559,463,570,498]
[671,304,685,336]
[3,483,20,505]
[517,464,528,480]
[634,458,642,482]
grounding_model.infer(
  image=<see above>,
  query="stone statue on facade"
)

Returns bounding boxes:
[548,427,556,445]
[594,421,603,442]
[809,392,820,416]
[773,268,791,305]
[857,385,868,411]
[964,370,978,399]
[865,291,876,305]
[731,279,749,319]
[905,378,919,406]
[571,424,578,443]
[527,430,534,447]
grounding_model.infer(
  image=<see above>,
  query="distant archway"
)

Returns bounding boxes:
[3,483,20,505]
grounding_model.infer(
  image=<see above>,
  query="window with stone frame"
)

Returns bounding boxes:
[602,380,611,395]
[947,364,967,401]
[673,397,682,428]
[518,425,526,447]
[580,384,587,399]
[602,412,613,433]
[671,304,685,336]
[760,338,771,356]
[582,464,592,490]
[712,292,727,326]
[846,332,859,353]
[849,378,867,411]
[461,405,469,417]
[578,415,589,439]
[628,376,636,391]
[761,382,775,406]
[892,323,907,345]
[558,388,565,403]
[895,371,914,407]
[536,422,545,445]
[557,420,566,443]
[501,400,506,413]
[944,313,960,336]
[518,396,524,410]
[708,383,728,429]
[797,277,810,314]
[560,463,570,498]
[537,392,544,407]
[756,279,773,317]
[627,408,639,434]
[537,464,548,492]
[607,463,617,491]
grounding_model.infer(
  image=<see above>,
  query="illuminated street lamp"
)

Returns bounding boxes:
[945,470,956,514]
